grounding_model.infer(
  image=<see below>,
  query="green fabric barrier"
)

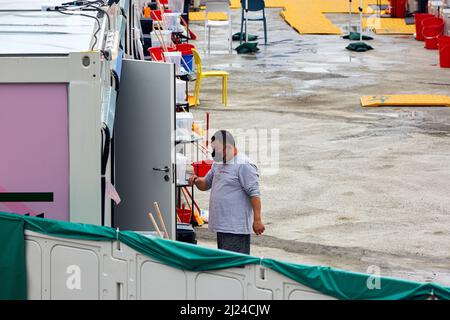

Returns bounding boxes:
[119,231,260,271]
[0,213,26,300]
[1,211,450,300]
[262,259,450,300]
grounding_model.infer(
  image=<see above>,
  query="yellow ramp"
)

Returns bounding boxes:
[231,0,389,12]
[228,0,390,35]
[318,0,389,14]
[281,8,342,35]
[189,11,228,21]
[361,95,450,107]
[363,17,416,34]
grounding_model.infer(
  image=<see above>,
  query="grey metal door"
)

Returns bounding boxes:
[114,59,175,239]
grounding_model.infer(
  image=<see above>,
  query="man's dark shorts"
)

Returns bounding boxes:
[217,232,250,255]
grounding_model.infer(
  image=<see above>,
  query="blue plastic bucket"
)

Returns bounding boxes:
[181,53,193,72]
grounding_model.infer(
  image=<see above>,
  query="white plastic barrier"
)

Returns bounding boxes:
[24,230,335,300]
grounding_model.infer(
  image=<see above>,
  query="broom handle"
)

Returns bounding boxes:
[198,144,209,157]
[148,212,162,237]
[183,187,202,213]
[181,187,192,211]
[155,21,169,52]
[156,0,170,31]
[154,201,170,239]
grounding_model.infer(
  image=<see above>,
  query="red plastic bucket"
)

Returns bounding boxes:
[175,43,195,55]
[149,47,164,61]
[176,44,196,72]
[177,207,192,224]
[192,160,213,177]
[422,17,444,49]
[438,35,450,68]
[150,9,172,21]
[414,13,434,41]
[148,46,176,61]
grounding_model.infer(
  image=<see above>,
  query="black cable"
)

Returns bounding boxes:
[101,124,111,226]
[110,134,115,228]
[85,4,111,30]
[61,2,111,30]
[101,127,105,226]
[61,0,106,6]
[120,6,127,19]
[54,8,101,50]
[111,69,120,91]
[54,0,111,51]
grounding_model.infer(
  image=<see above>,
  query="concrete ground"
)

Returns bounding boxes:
[185,8,450,286]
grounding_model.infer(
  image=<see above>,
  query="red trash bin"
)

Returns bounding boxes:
[396,0,407,18]
[422,17,445,49]
[389,0,396,16]
[390,0,407,18]
[414,13,434,41]
[438,35,450,68]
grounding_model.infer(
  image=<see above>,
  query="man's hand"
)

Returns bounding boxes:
[188,174,198,186]
[253,220,265,235]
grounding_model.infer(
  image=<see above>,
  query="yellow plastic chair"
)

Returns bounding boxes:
[192,49,228,107]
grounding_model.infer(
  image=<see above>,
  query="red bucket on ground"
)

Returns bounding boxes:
[414,13,434,41]
[422,17,444,49]
[192,160,213,177]
[438,35,450,68]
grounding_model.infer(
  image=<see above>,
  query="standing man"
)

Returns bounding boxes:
[188,130,265,255]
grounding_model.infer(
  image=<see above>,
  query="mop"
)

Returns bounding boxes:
[343,0,374,41]
[346,0,374,52]
[235,0,259,54]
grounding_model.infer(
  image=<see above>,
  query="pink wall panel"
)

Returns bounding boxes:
[0,83,69,221]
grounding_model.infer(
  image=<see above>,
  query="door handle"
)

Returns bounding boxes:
[153,166,170,173]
